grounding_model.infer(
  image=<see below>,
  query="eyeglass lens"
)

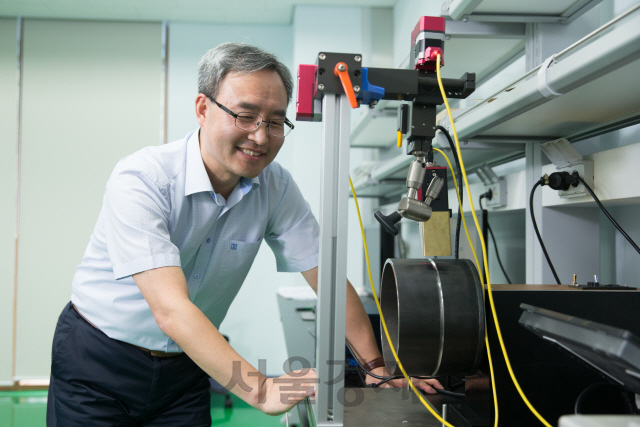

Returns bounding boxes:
[235,113,291,137]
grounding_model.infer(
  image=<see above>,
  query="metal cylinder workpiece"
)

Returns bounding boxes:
[380,258,485,377]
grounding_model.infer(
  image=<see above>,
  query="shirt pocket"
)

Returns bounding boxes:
[220,239,263,288]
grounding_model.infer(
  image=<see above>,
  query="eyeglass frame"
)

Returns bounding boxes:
[206,95,294,137]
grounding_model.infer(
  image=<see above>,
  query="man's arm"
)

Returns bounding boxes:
[301,267,380,368]
[134,266,315,415]
[301,266,441,393]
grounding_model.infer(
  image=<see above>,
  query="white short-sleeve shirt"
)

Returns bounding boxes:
[71,130,320,352]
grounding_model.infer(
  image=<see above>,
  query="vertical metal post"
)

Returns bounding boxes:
[314,93,351,427]
[525,142,543,284]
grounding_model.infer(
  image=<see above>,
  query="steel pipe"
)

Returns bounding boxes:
[380,258,485,377]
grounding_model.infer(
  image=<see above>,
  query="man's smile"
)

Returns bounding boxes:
[237,147,265,158]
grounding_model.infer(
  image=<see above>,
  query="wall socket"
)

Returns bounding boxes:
[486,179,507,207]
[558,160,594,198]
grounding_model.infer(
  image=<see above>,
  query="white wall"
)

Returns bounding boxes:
[15,19,162,379]
[611,205,640,287]
[0,18,18,385]
[291,5,364,217]
[486,211,526,285]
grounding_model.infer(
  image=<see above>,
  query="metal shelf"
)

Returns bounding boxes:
[351,100,400,148]
[351,140,523,197]
[352,4,640,199]
[441,0,603,23]
[440,4,640,144]
[351,20,526,149]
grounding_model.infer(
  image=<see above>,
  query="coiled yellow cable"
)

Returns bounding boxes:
[349,176,454,427]
[436,53,552,427]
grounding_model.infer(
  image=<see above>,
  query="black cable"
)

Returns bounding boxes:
[435,389,465,398]
[370,375,441,389]
[346,341,418,381]
[488,224,513,284]
[352,356,368,386]
[478,194,488,283]
[529,180,562,285]
[435,125,462,259]
[345,341,394,380]
[449,379,465,389]
[577,176,640,255]
[345,341,438,391]
[446,375,452,390]
[479,196,513,284]
[370,376,397,388]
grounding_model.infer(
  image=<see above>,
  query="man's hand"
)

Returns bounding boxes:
[134,266,309,413]
[364,367,443,395]
[257,369,317,416]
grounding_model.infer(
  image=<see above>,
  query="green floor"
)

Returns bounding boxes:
[0,391,283,426]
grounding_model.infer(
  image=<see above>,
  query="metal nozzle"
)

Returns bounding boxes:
[424,177,444,205]
[398,197,432,222]
[406,159,426,191]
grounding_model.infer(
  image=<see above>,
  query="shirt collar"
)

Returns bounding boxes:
[243,176,260,194]
[185,129,261,197]
[185,130,215,196]
[211,176,260,212]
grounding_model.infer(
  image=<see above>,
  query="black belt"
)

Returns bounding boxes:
[72,304,183,358]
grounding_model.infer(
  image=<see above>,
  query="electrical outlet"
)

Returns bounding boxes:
[558,160,594,198]
[486,179,506,208]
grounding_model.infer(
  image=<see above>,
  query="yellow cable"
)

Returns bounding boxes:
[436,54,552,427]
[484,334,498,427]
[432,147,499,427]
[431,148,482,286]
[397,131,402,148]
[349,176,454,427]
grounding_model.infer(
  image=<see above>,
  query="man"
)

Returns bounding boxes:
[47,43,441,426]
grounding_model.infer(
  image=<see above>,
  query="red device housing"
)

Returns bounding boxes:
[411,16,446,71]
[296,64,318,121]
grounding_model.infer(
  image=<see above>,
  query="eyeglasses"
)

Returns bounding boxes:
[207,96,294,137]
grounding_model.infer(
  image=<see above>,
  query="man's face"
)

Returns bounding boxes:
[197,69,288,190]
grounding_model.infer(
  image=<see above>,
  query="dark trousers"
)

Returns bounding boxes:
[47,302,212,426]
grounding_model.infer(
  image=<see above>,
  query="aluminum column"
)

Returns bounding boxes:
[314,93,351,426]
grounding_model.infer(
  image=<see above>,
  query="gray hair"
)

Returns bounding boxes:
[197,43,293,105]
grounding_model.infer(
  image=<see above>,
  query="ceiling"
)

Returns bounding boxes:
[0,0,397,25]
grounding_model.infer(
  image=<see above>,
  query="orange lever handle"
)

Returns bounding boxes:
[334,62,358,108]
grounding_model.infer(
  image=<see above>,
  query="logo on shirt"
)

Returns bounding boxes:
[230,243,238,250]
